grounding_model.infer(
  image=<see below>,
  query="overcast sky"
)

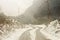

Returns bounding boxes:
[0,0,33,16]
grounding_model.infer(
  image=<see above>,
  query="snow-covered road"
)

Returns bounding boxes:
[1,20,60,40]
[1,26,48,40]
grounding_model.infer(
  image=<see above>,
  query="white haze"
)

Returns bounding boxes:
[0,0,33,16]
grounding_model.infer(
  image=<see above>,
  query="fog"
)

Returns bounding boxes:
[16,0,60,24]
[0,0,33,16]
[0,0,60,40]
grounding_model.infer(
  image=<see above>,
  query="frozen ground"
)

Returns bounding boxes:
[0,20,60,40]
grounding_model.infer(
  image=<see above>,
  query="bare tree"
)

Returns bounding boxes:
[47,0,52,22]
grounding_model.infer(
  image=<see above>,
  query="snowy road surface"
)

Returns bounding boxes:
[1,20,60,40]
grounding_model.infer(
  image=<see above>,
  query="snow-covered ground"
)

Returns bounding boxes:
[0,20,60,40]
